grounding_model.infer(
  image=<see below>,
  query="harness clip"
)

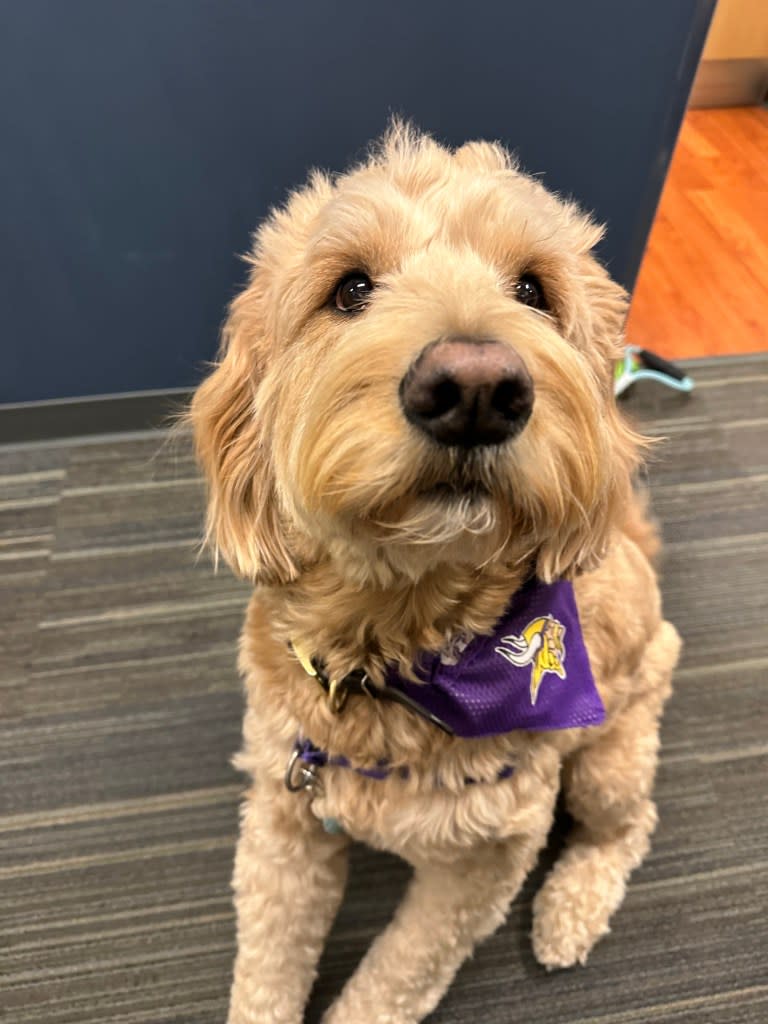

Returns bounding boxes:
[284,746,320,792]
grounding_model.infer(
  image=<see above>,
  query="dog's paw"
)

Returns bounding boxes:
[530,850,626,970]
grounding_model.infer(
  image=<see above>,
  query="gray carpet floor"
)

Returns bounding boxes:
[1,353,767,1024]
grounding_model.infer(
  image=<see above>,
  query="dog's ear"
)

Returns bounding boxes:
[553,209,629,388]
[536,252,645,580]
[190,291,299,585]
[571,251,630,374]
[534,397,641,580]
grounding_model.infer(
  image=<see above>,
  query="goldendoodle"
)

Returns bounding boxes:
[191,123,680,1024]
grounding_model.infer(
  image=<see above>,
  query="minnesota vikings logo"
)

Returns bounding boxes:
[495,615,567,704]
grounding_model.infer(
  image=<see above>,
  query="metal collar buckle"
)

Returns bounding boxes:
[292,641,361,716]
[328,677,349,713]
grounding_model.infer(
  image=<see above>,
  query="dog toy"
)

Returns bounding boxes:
[614,346,694,397]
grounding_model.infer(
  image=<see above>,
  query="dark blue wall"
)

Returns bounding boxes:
[0,1,714,404]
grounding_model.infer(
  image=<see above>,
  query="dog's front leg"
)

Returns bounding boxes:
[532,620,679,970]
[323,834,542,1024]
[228,777,349,1024]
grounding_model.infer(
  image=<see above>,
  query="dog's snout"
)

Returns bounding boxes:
[399,338,534,448]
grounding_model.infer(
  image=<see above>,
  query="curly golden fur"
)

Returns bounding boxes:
[191,124,680,1024]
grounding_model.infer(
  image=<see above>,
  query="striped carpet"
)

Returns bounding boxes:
[1,354,766,1023]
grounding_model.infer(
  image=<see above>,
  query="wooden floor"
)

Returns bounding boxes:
[1,354,767,1023]
[627,106,768,360]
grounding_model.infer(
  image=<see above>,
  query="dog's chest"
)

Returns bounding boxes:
[302,745,561,858]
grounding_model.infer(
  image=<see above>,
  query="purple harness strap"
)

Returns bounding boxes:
[290,737,515,788]
[296,738,395,781]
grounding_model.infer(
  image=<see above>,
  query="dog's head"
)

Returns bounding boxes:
[192,124,642,587]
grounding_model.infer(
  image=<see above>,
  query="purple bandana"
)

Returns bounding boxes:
[386,579,605,738]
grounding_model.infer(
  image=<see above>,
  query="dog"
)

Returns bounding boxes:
[191,123,681,1024]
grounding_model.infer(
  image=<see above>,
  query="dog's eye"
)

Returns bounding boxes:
[515,273,548,312]
[334,273,374,313]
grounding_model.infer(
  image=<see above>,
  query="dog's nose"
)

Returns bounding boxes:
[399,338,534,447]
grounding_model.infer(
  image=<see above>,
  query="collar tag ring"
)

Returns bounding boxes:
[284,747,319,792]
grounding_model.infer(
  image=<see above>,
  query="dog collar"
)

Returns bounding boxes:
[292,578,605,739]
[291,642,455,732]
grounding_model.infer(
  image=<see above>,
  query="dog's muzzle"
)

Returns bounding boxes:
[399,337,534,448]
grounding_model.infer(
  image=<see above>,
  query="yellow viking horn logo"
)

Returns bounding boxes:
[494,615,567,705]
